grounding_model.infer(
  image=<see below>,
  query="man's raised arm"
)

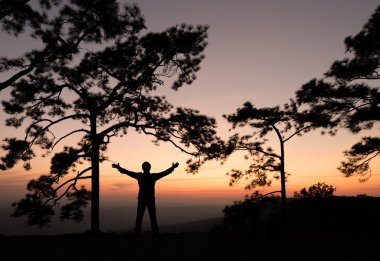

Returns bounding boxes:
[154,162,179,180]
[112,163,139,179]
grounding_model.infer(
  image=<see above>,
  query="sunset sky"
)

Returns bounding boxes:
[1,0,380,232]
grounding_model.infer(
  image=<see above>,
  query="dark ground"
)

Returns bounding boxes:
[2,196,380,261]
[1,231,379,261]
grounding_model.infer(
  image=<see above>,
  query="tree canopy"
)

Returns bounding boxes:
[0,0,145,92]
[295,5,380,182]
[1,0,223,233]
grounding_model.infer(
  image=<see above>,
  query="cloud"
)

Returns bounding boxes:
[164,176,224,182]
[110,182,134,190]
[0,171,47,185]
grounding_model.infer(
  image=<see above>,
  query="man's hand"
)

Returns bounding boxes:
[172,162,179,169]
[112,163,120,169]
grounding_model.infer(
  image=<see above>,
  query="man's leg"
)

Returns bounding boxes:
[134,200,146,235]
[147,199,159,236]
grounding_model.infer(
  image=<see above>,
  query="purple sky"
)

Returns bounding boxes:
[0,0,379,234]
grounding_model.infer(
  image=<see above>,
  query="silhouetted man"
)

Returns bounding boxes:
[112,161,179,236]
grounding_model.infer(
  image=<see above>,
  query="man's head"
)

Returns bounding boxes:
[142,161,151,173]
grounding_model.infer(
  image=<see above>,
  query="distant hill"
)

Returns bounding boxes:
[0,204,225,236]
[160,217,223,233]
[2,197,380,238]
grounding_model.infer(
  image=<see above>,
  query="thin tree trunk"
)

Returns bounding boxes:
[272,125,287,235]
[279,140,287,235]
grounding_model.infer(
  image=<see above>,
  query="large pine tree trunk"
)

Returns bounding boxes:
[90,142,100,233]
[90,117,100,234]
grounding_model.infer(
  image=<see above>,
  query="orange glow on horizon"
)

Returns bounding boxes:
[1,1,380,209]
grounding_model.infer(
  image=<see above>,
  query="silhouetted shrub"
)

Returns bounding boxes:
[221,191,280,238]
[294,182,336,199]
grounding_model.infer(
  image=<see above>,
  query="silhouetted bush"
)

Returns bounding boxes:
[294,182,336,199]
[220,191,281,238]
[220,189,380,239]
